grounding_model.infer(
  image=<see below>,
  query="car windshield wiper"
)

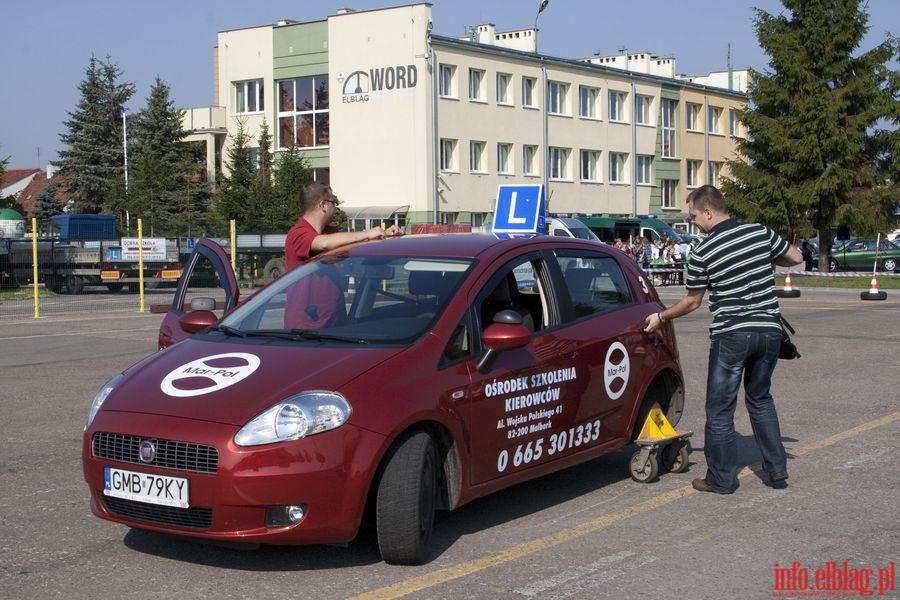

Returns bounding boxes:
[244,329,368,344]
[210,324,246,337]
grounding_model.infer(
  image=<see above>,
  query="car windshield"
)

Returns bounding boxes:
[218,254,474,344]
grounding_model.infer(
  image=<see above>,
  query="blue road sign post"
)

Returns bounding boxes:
[492,184,546,234]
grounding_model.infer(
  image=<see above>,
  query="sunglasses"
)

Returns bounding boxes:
[323,196,341,207]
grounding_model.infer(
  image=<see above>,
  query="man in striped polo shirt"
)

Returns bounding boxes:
[644,185,802,494]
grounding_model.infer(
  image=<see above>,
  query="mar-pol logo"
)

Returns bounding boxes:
[339,63,418,105]
[604,342,630,401]
[160,352,261,398]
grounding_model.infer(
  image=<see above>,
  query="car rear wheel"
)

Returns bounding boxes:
[376,431,437,565]
[883,258,897,272]
[828,258,839,272]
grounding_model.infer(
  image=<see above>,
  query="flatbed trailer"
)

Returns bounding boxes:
[2,237,184,294]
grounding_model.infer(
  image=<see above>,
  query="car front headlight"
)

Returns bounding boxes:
[86,373,124,429]
[234,391,352,447]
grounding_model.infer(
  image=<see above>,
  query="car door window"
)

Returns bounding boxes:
[555,253,635,321]
[477,256,550,334]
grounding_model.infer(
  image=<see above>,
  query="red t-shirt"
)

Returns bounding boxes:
[284,218,344,329]
[285,218,337,270]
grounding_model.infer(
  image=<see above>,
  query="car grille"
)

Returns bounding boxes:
[92,432,218,474]
[101,495,212,530]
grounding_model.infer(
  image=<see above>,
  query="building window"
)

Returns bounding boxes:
[440,138,457,171]
[496,73,512,105]
[729,109,739,136]
[439,64,456,97]
[686,159,702,187]
[470,141,486,172]
[686,103,702,131]
[580,149,600,182]
[636,155,652,185]
[523,144,539,176]
[634,95,652,125]
[608,91,627,122]
[522,77,537,107]
[709,161,723,185]
[550,147,570,180]
[609,152,627,183]
[548,81,568,115]
[661,99,676,158]
[497,143,513,174]
[277,75,328,149]
[235,79,264,114]
[708,106,722,134]
[660,179,677,209]
[469,69,485,102]
[579,86,599,119]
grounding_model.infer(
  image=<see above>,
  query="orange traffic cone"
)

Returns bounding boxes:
[776,270,800,298]
[861,274,887,301]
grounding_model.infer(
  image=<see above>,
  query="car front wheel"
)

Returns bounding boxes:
[376,431,438,565]
[829,258,839,272]
[883,258,897,272]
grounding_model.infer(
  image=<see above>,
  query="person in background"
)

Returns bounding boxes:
[644,185,802,495]
[639,236,654,269]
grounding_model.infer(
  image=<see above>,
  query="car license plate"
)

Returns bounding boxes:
[104,467,190,508]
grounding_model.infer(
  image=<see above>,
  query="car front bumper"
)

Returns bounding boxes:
[82,411,387,545]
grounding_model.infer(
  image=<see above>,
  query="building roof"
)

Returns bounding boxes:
[1,168,70,218]
[1,168,41,193]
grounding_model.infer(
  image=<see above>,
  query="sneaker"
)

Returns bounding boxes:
[768,471,789,488]
[691,478,734,495]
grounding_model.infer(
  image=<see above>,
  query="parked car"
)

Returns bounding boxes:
[829,238,900,273]
[547,217,603,242]
[83,235,684,564]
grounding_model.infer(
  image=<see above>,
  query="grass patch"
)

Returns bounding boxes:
[775,273,900,289]
[0,286,58,300]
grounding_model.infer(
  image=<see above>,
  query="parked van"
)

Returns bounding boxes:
[578,215,691,245]
[547,217,602,242]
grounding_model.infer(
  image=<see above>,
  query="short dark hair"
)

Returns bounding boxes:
[299,181,333,215]
[686,184,727,214]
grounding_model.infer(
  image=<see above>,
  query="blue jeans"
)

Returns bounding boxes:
[703,331,786,492]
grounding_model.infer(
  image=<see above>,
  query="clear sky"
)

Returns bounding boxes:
[1,0,896,169]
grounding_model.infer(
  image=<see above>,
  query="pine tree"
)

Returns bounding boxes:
[267,143,311,230]
[33,181,65,220]
[58,56,135,214]
[127,77,189,235]
[215,121,255,231]
[722,0,898,269]
[251,120,275,230]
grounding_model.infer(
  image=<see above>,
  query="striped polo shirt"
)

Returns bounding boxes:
[685,219,790,338]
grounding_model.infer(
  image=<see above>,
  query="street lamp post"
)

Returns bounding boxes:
[535,1,550,208]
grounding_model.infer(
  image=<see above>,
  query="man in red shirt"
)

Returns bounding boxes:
[285,181,402,270]
[284,182,402,328]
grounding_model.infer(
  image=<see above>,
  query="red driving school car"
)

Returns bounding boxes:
[82,234,684,564]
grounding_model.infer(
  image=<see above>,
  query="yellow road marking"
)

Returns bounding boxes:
[353,410,900,600]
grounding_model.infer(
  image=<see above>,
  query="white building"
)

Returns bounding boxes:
[186,2,749,231]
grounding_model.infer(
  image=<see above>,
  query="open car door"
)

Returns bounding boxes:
[156,238,240,349]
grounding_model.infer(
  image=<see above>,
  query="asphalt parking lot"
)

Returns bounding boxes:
[1,287,897,599]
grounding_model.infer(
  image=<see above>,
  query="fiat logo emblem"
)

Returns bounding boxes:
[138,440,157,463]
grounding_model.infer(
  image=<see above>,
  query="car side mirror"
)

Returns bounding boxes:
[179,310,219,334]
[476,309,532,373]
[189,297,217,311]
